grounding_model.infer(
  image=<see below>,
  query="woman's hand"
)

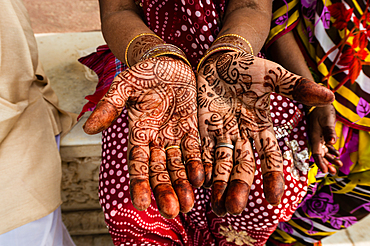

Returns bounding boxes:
[197,51,334,216]
[308,105,343,174]
[84,56,204,219]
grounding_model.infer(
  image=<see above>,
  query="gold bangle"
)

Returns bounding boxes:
[213,34,254,56]
[139,43,191,67]
[196,44,241,73]
[125,33,161,67]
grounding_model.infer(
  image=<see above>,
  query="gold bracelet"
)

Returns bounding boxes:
[196,44,242,73]
[125,33,162,67]
[213,34,254,56]
[139,43,191,67]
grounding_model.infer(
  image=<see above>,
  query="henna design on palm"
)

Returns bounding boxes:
[84,56,204,219]
[197,51,334,216]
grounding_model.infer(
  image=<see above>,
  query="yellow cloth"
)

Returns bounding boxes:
[0,0,77,234]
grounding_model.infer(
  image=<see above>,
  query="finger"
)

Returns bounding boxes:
[255,129,284,205]
[225,139,255,215]
[292,79,334,106]
[181,132,205,188]
[199,111,218,188]
[327,144,340,157]
[128,145,152,211]
[84,76,129,134]
[150,146,180,219]
[324,152,343,167]
[313,153,337,175]
[308,117,324,158]
[211,140,234,216]
[312,154,329,174]
[166,146,195,214]
[201,137,215,188]
[266,63,334,106]
[83,100,119,134]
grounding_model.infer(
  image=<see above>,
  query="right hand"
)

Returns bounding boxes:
[83,56,204,219]
[308,105,343,174]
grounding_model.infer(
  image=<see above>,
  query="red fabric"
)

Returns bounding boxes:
[77,45,126,120]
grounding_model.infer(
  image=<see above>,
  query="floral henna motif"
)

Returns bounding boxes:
[128,35,164,66]
[84,56,204,219]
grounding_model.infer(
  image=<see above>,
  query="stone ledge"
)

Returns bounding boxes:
[62,210,108,236]
[61,145,101,160]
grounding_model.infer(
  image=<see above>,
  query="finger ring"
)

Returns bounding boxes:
[216,143,234,150]
[165,145,180,151]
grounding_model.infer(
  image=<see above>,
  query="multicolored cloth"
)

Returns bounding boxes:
[78,0,320,245]
[266,0,370,245]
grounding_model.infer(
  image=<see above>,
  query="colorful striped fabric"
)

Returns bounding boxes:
[266,1,370,245]
[268,0,370,131]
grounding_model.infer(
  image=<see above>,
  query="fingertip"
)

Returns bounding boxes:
[263,172,284,206]
[154,184,180,219]
[129,179,152,211]
[186,160,205,188]
[83,100,119,135]
[293,79,335,106]
[328,165,337,175]
[172,179,195,213]
[225,180,251,215]
[211,181,228,217]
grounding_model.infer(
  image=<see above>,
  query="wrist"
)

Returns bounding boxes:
[197,34,254,73]
[139,43,191,68]
[125,33,164,67]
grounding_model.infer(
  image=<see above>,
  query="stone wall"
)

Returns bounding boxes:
[61,145,113,246]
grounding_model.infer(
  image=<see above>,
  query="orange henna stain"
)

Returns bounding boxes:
[293,79,334,106]
[263,171,284,205]
[83,100,119,135]
[129,179,151,211]
[153,183,180,219]
[211,181,228,217]
[225,180,251,215]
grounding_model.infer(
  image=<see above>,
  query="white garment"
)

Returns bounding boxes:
[0,206,75,246]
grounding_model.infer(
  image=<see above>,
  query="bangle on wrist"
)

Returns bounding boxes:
[213,34,254,56]
[307,106,317,115]
[125,33,162,67]
[139,43,191,67]
[196,43,245,73]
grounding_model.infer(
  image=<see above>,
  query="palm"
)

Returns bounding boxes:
[197,51,334,216]
[84,57,204,219]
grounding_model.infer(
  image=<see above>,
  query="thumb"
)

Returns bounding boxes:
[264,61,334,106]
[83,100,120,135]
[292,78,334,106]
[83,74,130,135]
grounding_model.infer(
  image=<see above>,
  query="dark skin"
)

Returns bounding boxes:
[268,31,343,174]
[84,0,337,218]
